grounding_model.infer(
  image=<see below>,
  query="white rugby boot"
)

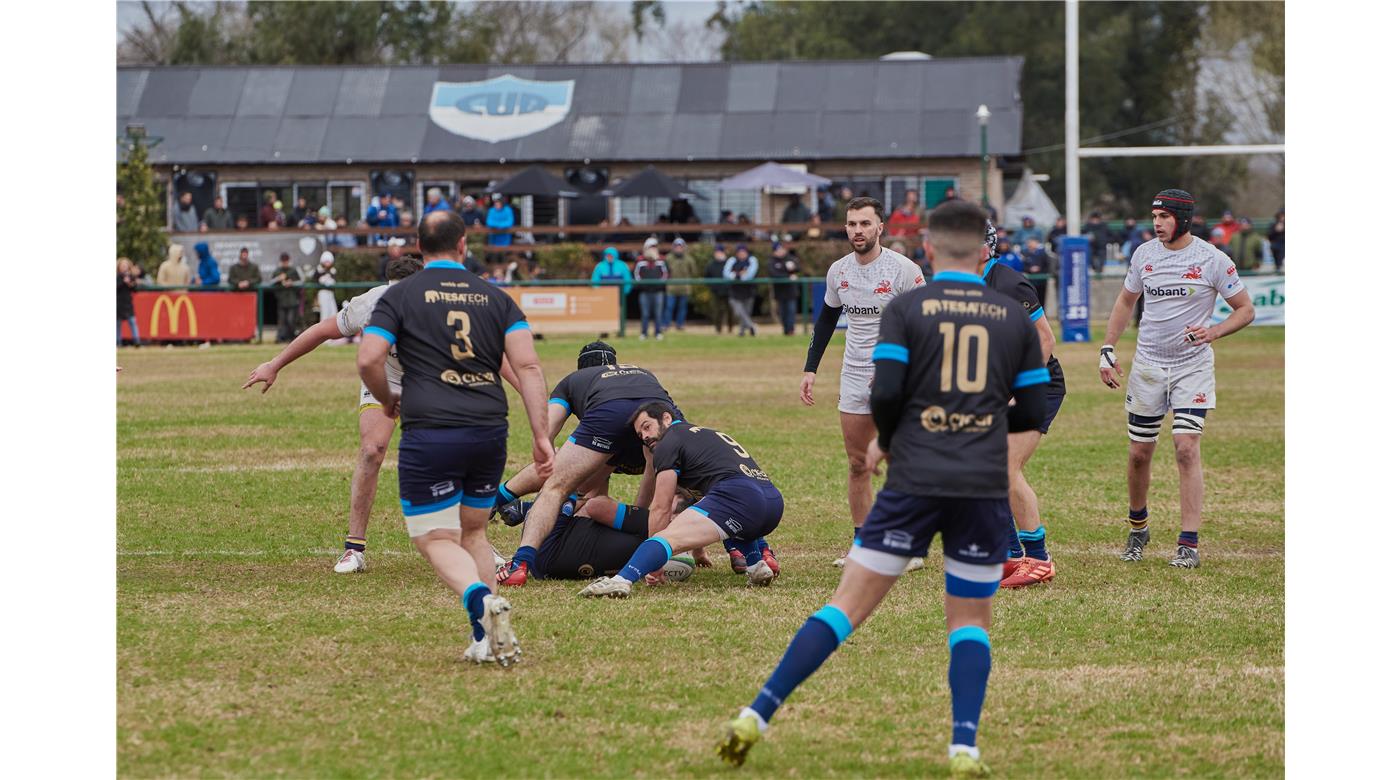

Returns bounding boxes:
[480,594,522,668]
[578,575,633,598]
[333,549,365,573]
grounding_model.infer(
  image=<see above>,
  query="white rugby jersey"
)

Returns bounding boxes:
[823,246,925,368]
[1124,237,1247,369]
[338,283,403,382]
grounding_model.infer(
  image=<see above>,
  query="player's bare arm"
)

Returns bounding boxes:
[1099,289,1141,389]
[243,316,345,392]
[503,328,555,480]
[646,467,680,535]
[356,334,397,417]
[1184,290,1255,347]
[634,445,658,509]
[801,304,843,405]
[1034,316,1056,368]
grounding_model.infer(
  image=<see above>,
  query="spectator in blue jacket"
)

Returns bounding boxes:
[423,187,451,215]
[485,194,516,247]
[1010,216,1044,249]
[591,247,632,295]
[194,242,221,287]
[995,239,1023,273]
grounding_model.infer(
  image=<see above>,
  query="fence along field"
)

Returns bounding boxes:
[116,328,1283,777]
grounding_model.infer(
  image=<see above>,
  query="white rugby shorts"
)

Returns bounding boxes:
[837,362,875,415]
[358,368,404,413]
[1124,351,1216,417]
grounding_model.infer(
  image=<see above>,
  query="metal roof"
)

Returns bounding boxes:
[117,58,1023,165]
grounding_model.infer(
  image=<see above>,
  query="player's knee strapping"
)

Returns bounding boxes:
[1171,408,1207,436]
[1128,412,1165,443]
[944,559,1002,598]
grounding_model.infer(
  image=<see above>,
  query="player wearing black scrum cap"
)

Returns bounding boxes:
[1098,189,1256,569]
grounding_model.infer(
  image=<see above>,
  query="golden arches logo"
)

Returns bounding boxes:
[150,294,198,337]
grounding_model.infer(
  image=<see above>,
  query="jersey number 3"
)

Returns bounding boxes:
[936,322,988,393]
[446,311,475,361]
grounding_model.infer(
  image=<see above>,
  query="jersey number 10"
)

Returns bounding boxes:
[936,322,989,393]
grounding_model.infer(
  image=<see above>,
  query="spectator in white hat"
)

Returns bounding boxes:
[315,251,340,332]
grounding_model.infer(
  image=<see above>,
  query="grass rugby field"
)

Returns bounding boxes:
[117,325,1284,778]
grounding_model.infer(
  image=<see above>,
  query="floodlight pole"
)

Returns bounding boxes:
[977,104,991,208]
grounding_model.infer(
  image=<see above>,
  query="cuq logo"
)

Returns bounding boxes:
[429,75,574,143]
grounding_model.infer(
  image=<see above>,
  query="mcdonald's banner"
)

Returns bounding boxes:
[502,286,619,334]
[134,291,258,342]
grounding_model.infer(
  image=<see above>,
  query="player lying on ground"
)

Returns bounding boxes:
[499,492,707,581]
[578,403,785,597]
[1099,189,1255,569]
[975,221,1066,589]
[357,211,554,668]
[243,255,427,574]
[717,199,1049,778]
[801,196,927,572]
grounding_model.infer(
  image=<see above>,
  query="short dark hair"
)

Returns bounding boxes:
[386,255,423,281]
[418,210,466,255]
[845,196,885,222]
[926,200,990,260]
[278,252,290,262]
[627,400,675,430]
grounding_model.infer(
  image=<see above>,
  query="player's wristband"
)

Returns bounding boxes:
[1099,345,1117,370]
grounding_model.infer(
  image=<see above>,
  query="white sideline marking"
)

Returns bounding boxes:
[118,548,418,558]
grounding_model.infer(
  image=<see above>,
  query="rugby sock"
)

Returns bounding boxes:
[512,545,538,570]
[1005,516,1024,559]
[561,493,579,517]
[495,484,518,510]
[1177,531,1199,549]
[722,538,741,555]
[1128,506,1149,531]
[736,539,764,568]
[756,537,771,552]
[462,581,489,642]
[948,626,992,749]
[344,536,366,552]
[750,605,853,722]
[620,537,673,583]
[1019,525,1048,561]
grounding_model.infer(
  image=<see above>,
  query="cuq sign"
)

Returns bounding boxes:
[429,75,574,143]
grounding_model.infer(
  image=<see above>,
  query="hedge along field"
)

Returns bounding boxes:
[116,325,1283,778]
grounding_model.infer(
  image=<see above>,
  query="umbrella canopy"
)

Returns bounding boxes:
[716,161,832,191]
[602,166,705,200]
[488,165,578,198]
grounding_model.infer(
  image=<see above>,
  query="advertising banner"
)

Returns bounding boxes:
[134,291,258,342]
[503,286,619,334]
[169,232,328,279]
[1059,236,1091,342]
[1211,274,1284,326]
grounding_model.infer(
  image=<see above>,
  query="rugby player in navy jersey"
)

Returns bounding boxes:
[976,221,1067,588]
[357,210,554,668]
[717,200,1049,778]
[577,404,785,596]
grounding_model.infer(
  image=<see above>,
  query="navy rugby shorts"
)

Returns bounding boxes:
[690,476,784,541]
[568,398,681,475]
[856,490,1010,567]
[397,425,509,515]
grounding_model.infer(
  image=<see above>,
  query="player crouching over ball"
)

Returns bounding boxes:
[578,403,784,597]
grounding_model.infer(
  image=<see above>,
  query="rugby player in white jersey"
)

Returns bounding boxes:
[1099,189,1255,568]
[243,256,430,573]
[800,196,927,570]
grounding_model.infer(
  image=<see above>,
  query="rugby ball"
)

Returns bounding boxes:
[661,554,696,583]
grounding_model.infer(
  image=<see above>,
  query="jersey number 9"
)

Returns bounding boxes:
[446,310,475,361]
[936,322,989,393]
